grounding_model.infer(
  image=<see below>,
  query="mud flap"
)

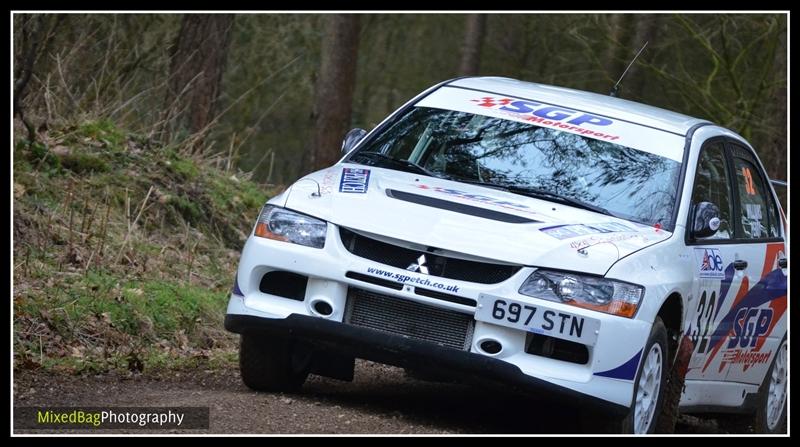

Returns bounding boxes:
[655,335,694,433]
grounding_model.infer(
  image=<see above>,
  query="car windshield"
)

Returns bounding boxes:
[349,106,682,227]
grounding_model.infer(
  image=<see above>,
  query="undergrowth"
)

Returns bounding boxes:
[13,119,280,375]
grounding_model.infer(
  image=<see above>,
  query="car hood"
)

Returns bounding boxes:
[282,164,672,275]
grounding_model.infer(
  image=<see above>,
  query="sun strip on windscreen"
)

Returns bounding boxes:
[414,86,685,162]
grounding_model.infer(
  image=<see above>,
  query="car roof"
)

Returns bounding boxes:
[448,77,712,136]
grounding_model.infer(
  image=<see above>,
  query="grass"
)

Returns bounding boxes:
[15,270,235,374]
[169,195,203,224]
[13,119,279,374]
[168,158,200,180]
[77,119,126,150]
[60,152,111,174]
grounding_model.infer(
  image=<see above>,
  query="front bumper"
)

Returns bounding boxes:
[231,226,652,409]
[225,311,629,416]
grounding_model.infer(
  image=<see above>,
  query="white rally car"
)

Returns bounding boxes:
[225,77,788,434]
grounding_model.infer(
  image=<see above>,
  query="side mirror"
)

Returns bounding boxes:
[692,201,721,239]
[342,128,367,155]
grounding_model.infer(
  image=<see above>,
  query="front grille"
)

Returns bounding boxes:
[344,288,474,351]
[339,228,521,284]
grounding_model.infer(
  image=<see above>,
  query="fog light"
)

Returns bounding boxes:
[480,339,502,355]
[312,300,333,316]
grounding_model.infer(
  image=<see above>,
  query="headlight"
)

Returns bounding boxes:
[254,205,327,249]
[519,269,643,318]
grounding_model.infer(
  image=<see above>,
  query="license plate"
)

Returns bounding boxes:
[475,294,600,346]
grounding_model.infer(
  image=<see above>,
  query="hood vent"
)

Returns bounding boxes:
[385,188,539,224]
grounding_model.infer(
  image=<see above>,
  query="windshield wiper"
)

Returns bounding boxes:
[502,185,617,217]
[437,176,511,192]
[443,177,618,217]
[350,152,435,177]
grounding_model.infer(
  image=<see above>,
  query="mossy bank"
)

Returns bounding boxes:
[13,120,279,374]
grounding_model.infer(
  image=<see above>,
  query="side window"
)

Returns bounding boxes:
[766,196,781,238]
[691,142,734,240]
[730,145,779,239]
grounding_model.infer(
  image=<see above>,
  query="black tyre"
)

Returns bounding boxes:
[239,333,309,392]
[617,317,671,434]
[654,334,693,433]
[753,336,787,433]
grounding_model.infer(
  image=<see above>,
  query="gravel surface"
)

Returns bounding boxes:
[14,360,728,434]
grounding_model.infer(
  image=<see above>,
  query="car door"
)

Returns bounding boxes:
[718,142,787,385]
[684,139,745,382]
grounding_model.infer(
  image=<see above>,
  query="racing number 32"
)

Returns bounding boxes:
[691,290,719,354]
[492,299,537,325]
[742,167,757,195]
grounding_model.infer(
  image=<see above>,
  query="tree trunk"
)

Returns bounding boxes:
[604,14,635,87]
[623,15,659,99]
[307,14,361,172]
[14,14,65,143]
[163,14,234,148]
[763,30,786,213]
[458,14,486,76]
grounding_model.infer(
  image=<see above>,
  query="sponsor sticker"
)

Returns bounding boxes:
[721,349,772,367]
[694,248,725,278]
[319,168,338,195]
[364,266,460,293]
[415,86,686,162]
[540,222,634,240]
[569,233,645,250]
[727,307,774,349]
[744,203,763,238]
[471,96,619,141]
[339,168,370,193]
[414,184,541,216]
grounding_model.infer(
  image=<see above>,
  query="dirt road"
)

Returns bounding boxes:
[14,360,726,434]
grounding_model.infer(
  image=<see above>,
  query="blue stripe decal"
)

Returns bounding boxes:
[232,276,243,296]
[594,349,642,380]
[715,263,737,315]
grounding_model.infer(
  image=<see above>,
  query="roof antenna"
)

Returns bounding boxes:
[609,41,649,98]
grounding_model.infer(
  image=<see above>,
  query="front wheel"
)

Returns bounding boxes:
[239,333,309,392]
[628,317,669,433]
[586,317,670,434]
[604,317,669,434]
